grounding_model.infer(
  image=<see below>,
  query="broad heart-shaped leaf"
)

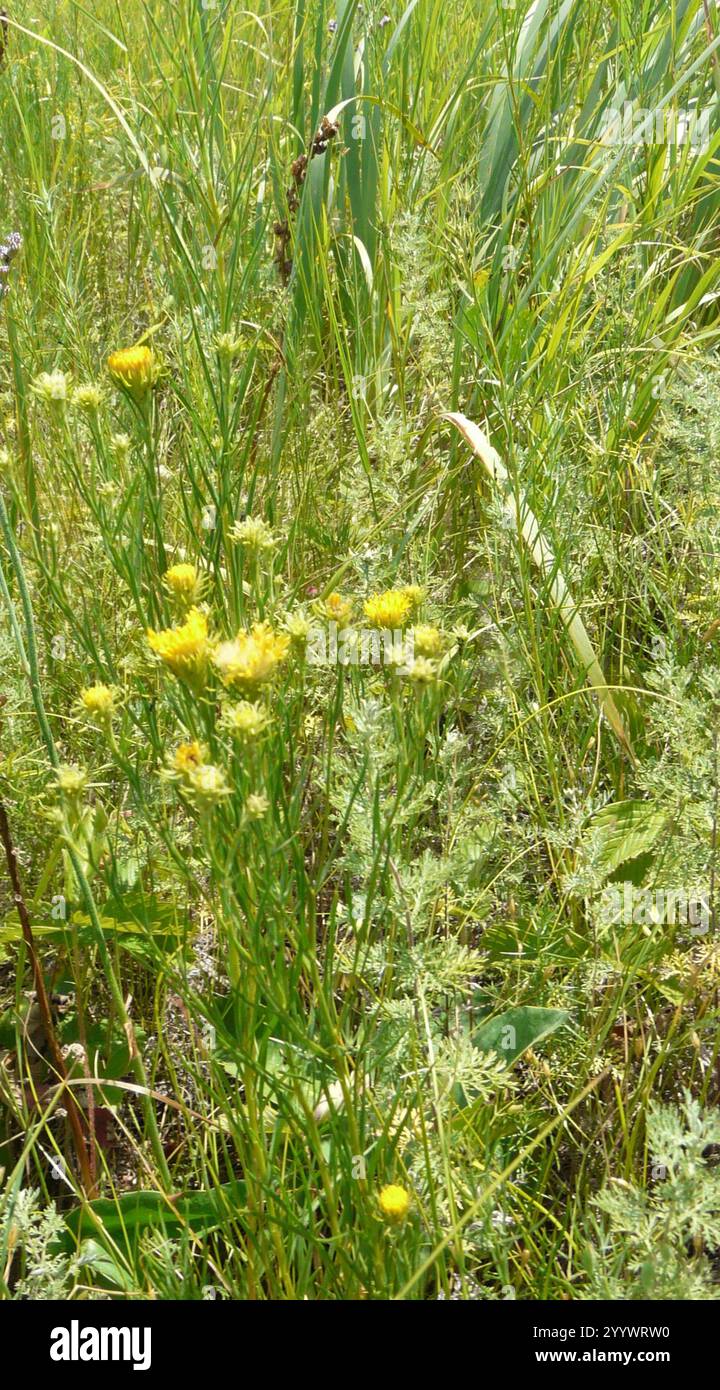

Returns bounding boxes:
[583,800,669,882]
[474,1006,570,1066]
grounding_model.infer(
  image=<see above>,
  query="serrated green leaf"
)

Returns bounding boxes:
[585,800,669,881]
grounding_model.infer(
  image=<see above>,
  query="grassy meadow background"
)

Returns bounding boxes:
[2,0,720,1300]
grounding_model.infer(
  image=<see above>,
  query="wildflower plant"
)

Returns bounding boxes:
[2,0,720,1310]
[230,516,277,553]
[79,683,117,731]
[31,370,71,405]
[378,1185,411,1225]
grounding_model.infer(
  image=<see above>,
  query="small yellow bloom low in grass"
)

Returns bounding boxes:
[230,516,277,552]
[244,791,269,822]
[147,606,209,689]
[410,624,444,659]
[107,344,157,402]
[220,700,271,741]
[315,592,353,629]
[164,742,230,811]
[31,370,70,405]
[401,584,426,613]
[111,432,132,462]
[170,740,207,775]
[364,590,413,630]
[163,562,204,608]
[406,656,439,687]
[378,1184,411,1224]
[285,611,311,648]
[79,683,116,722]
[212,621,289,695]
[186,762,231,811]
[55,764,88,804]
[214,330,245,361]
[72,382,104,414]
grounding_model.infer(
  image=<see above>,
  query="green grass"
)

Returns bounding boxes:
[1,0,720,1300]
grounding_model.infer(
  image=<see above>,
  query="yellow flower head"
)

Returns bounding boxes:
[163,562,204,608]
[285,611,311,647]
[147,606,209,689]
[72,383,104,414]
[163,742,229,809]
[79,683,116,720]
[363,590,412,630]
[410,624,444,659]
[378,1184,411,1224]
[186,762,231,810]
[31,370,70,405]
[220,700,271,741]
[230,516,277,552]
[244,791,269,822]
[401,584,426,613]
[212,621,289,694]
[406,656,438,687]
[107,345,157,402]
[315,592,353,630]
[171,740,207,775]
[214,331,244,361]
[111,432,132,461]
[55,764,88,799]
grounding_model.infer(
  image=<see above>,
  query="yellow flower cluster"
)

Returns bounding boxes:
[411,624,444,659]
[170,740,207,774]
[363,589,413,630]
[79,683,116,720]
[230,516,277,552]
[163,562,204,608]
[313,586,427,634]
[406,656,438,686]
[244,791,269,821]
[220,700,271,741]
[72,383,104,414]
[212,621,289,695]
[378,1184,411,1224]
[146,597,289,703]
[31,370,70,404]
[401,584,426,610]
[107,345,157,402]
[285,611,311,647]
[186,763,231,810]
[147,606,210,689]
[56,764,88,798]
[314,592,353,629]
[140,567,441,820]
[165,740,230,811]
